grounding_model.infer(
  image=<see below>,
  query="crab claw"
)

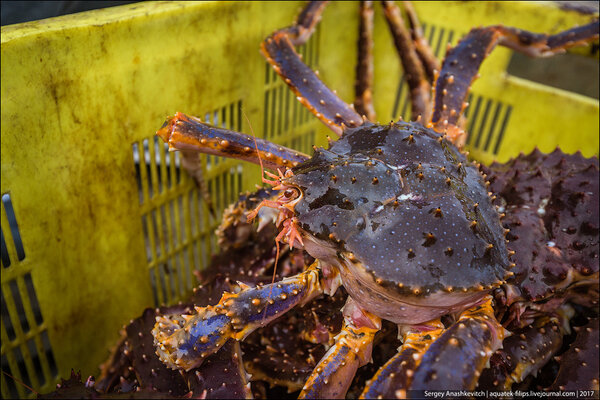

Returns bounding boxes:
[153,306,234,371]
[153,263,324,371]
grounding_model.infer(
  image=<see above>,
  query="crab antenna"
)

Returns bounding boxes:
[1,370,40,396]
[242,109,282,320]
[243,109,273,185]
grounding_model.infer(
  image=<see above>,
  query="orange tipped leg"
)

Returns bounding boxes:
[300,298,381,399]
[157,112,308,172]
[361,297,506,397]
[360,320,445,398]
[408,297,506,390]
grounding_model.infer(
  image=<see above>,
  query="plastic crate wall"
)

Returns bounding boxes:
[1,1,598,397]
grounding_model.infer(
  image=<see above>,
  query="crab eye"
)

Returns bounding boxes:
[283,188,300,199]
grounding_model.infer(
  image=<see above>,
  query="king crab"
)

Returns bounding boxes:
[150,1,599,398]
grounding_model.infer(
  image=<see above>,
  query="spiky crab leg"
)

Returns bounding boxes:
[550,317,599,392]
[299,298,381,399]
[157,112,308,171]
[402,0,440,83]
[361,296,506,397]
[478,315,565,391]
[261,1,363,136]
[360,320,445,399]
[354,1,376,122]
[409,296,506,390]
[382,0,432,122]
[430,21,600,143]
[152,262,323,371]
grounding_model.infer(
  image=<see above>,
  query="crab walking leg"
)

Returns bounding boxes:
[382,0,431,122]
[478,316,564,391]
[261,1,363,136]
[431,21,600,142]
[157,112,309,171]
[401,1,440,83]
[152,262,323,371]
[354,1,377,122]
[408,296,507,390]
[549,317,599,391]
[299,298,381,399]
[360,320,445,399]
[179,152,216,217]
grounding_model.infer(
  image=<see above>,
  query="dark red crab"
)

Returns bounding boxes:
[151,1,599,398]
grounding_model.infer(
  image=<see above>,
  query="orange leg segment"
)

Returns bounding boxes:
[157,112,308,171]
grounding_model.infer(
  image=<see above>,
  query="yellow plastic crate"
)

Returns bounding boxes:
[1,1,598,397]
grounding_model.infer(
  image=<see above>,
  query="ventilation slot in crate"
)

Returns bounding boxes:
[464,93,512,156]
[132,102,244,307]
[1,194,58,399]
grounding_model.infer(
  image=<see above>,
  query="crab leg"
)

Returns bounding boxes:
[354,1,377,122]
[360,320,445,399]
[549,317,599,391]
[402,0,440,83]
[430,21,600,142]
[382,0,432,122]
[478,316,564,391]
[408,297,506,390]
[157,112,308,171]
[299,298,381,399]
[152,262,323,371]
[179,152,216,217]
[361,296,506,397]
[261,1,363,136]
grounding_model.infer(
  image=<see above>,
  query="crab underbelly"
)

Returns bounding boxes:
[337,256,489,325]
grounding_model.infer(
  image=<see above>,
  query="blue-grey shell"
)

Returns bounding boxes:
[288,121,511,294]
